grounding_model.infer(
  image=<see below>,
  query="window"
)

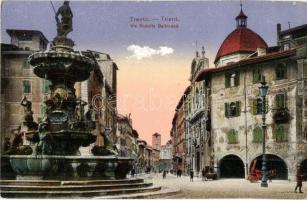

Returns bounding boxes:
[18,33,32,41]
[253,126,263,143]
[275,94,287,109]
[22,80,31,93]
[275,125,287,142]
[227,129,238,144]
[225,71,240,88]
[252,98,268,115]
[252,68,261,83]
[225,101,241,117]
[276,64,287,80]
[22,60,30,69]
[283,43,290,51]
[42,80,51,93]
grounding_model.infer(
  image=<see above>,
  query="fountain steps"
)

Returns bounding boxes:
[0,178,144,186]
[1,183,162,198]
[0,182,153,191]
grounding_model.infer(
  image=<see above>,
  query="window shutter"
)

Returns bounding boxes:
[225,103,229,117]
[265,99,269,113]
[22,60,29,69]
[276,95,280,108]
[236,101,241,116]
[225,74,230,88]
[252,99,257,115]
[283,93,287,108]
[235,71,240,86]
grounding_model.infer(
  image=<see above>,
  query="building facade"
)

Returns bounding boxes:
[186,47,212,176]
[171,7,307,181]
[152,132,161,150]
[159,140,173,172]
[1,29,48,151]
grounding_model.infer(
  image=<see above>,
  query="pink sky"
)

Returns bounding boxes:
[116,54,212,145]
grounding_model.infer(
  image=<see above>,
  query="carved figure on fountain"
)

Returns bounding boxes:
[20,96,38,131]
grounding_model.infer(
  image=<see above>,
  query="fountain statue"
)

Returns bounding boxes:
[2,1,132,183]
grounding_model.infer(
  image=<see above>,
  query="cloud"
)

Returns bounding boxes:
[127,45,174,60]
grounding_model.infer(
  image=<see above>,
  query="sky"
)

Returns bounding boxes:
[2,0,307,145]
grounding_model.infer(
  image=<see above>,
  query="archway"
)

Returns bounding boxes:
[301,159,307,181]
[220,155,245,178]
[250,154,288,180]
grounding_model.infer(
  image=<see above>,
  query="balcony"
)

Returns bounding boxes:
[273,108,290,124]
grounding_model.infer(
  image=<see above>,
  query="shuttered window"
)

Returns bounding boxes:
[22,60,30,69]
[22,80,31,93]
[227,129,238,144]
[252,98,268,115]
[253,126,263,143]
[275,94,287,109]
[276,63,287,80]
[253,68,261,83]
[275,125,287,142]
[42,80,51,93]
[225,101,241,117]
[225,71,240,88]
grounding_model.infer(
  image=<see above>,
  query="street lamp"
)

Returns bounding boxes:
[259,75,268,188]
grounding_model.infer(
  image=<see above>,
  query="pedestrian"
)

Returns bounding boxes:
[202,168,206,181]
[190,170,194,182]
[163,170,166,179]
[295,165,305,193]
[131,168,135,178]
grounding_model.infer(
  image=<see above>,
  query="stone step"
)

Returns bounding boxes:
[0,178,144,186]
[0,182,153,191]
[1,186,162,198]
[97,187,181,199]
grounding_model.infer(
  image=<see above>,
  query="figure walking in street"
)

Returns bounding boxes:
[190,170,194,182]
[131,168,135,178]
[202,168,206,181]
[295,165,305,193]
[163,170,166,179]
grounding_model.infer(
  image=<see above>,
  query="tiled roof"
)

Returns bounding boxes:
[215,27,268,63]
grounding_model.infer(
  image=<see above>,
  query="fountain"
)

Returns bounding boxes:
[0,1,169,198]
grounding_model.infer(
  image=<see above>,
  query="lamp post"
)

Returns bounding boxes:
[259,75,269,188]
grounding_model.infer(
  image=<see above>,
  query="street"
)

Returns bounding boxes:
[144,173,307,199]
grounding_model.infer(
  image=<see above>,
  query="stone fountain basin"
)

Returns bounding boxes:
[29,50,95,82]
[2,155,133,180]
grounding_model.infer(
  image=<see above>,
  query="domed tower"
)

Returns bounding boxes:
[214,5,268,67]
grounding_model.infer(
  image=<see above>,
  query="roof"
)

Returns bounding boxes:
[279,23,307,39]
[153,132,161,137]
[195,49,296,82]
[6,29,48,43]
[215,27,268,63]
[132,129,139,138]
[235,9,247,20]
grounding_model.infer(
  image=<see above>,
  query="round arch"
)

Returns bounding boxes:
[250,154,288,180]
[219,154,245,178]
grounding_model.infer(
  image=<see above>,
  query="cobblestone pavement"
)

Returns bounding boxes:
[144,173,307,199]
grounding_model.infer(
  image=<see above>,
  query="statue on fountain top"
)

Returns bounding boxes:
[55,1,73,38]
[53,1,74,48]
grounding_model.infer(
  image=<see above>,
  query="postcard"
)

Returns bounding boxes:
[1,0,307,199]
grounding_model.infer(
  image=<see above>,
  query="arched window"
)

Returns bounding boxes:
[253,126,263,143]
[275,125,287,142]
[227,129,238,144]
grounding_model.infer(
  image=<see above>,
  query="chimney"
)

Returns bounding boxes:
[257,48,266,56]
[277,23,281,43]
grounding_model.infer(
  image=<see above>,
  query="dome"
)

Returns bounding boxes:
[214,8,268,64]
[214,28,268,63]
